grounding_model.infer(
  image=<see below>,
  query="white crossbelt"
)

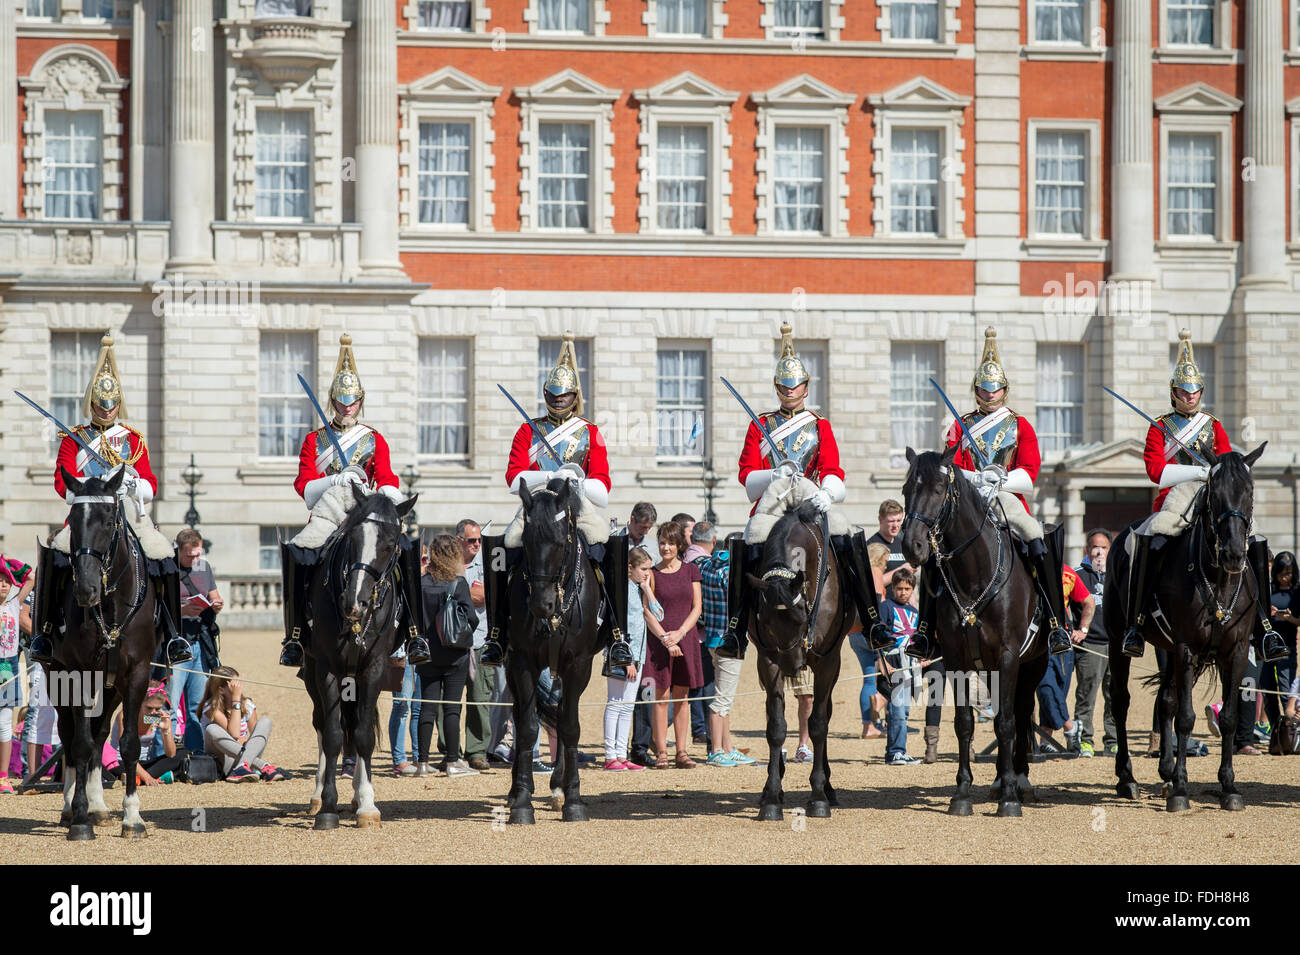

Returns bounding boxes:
[528,417,585,464]
[1164,412,1209,461]
[74,425,128,472]
[963,407,1011,447]
[315,424,370,471]
[765,410,816,447]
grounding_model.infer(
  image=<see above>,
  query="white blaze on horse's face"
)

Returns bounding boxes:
[346,519,381,618]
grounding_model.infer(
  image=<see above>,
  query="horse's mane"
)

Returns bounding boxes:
[522,478,575,544]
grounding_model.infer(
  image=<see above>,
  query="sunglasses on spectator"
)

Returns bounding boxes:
[458,536,482,546]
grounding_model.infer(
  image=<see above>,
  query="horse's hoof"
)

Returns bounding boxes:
[1220,793,1245,812]
[561,803,589,822]
[996,801,1023,818]
[355,812,382,829]
[313,812,341,831]
[806,800,831,819]
[92,811,114,827]
[1116,782,1140,800]
[509,806,535,825]
[1166,795,1191,813]
[757,803,783,822]
[948,798,973,817]
[120,823,147,840]
[307,798,322,815]
[67,824,95,842]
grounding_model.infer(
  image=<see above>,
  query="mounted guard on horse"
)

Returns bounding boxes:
[1119,329,1286,664]
[277,333,428,670]
[904,327,1073,663]
[30,335,187,670]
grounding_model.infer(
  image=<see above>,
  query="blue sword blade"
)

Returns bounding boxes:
[497,384,562,466]
[296,374,349,469]
[928,378,991,471]
[719,376,789,466]
[1102,386,1209,468]
[13,390,112,471]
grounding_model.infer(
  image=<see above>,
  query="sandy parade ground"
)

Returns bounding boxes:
[5,628,1299,865]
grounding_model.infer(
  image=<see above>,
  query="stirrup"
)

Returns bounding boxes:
[1121,628,1145,659]
[866,620,893,653]
[608,634,634,667]
[1047,626,1073,656]
[480,636,505,668]
[406,635,432,667]
[904,634,932,660]
[166,637,193,666]
[1262,629,1288,663]
[28,634,54,665]
[279,638,304,668]
[715,623,746,660]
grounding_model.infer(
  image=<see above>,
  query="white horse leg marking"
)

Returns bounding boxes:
[122,790,143,828]
[86,762,109,815]
[311,730,326,802]
[62,758,75,812]
[354,757,377,817]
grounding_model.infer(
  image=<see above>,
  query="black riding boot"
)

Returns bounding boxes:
[836,530,892,651]
[599,536,634,668]
[157,570,192,666]
[717,540,760,659]
[397,537,432,665]
[480,535,512,668]
[904,565,936,660]
[28,540,64,665]
[279,541,310,668]
[1250,537,1288,663]
[1122,533,1154,658]
[1028,537,1072,655]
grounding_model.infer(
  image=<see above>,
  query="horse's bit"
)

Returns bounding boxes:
[71,496,146,648]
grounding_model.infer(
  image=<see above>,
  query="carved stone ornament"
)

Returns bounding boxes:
[270,235,300,266]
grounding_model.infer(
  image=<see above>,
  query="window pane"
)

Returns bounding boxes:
[774,0,824,38]
[418,339,471,458]
[773,126,824,233]
[49,331,106,455]
[1036,344,1084,451]
[890,342,942,450]
[255,110,311,220]
[538,122,590,230]
[258,526,299,570]
[659,0,706,34]
[656,347,707,463]
[1034,130,1087,236]
[1034,0,1084,43]
[892,0,939,40]
[1168,0,1213,45]
[540,0,589,31]
[418,0,471,29]
[27,0,60,16]
[656,124,708,231]
[890,127,940,234]
[258,332,315,457]
[1167,133,1216,237]
[418,121,471,225]
[537,339,593,417]
[44,111,101,219]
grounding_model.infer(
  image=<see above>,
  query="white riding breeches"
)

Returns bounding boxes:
[989,491,1043,542]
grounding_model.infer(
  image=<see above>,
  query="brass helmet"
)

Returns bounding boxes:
[774,322,810,391]
[543,331,584,418]
[972,327,1009,412]
[1170,328,1205,414]
[82,334,128,427]
[329,333,365,422]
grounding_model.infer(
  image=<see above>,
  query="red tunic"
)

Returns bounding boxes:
[736,417,844,486]
[1143,418,1231,512]
[505,418,611,492]
[293,426,399,500]
[944,415,1042,509]
[54,425,157,499]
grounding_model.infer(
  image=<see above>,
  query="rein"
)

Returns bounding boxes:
[755,509,832,657]
[1189,485,1248,629]
[71,497,149,651]
[327,512,402,659]
[522,492,585,633]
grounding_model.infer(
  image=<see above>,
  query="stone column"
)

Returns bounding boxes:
[355,0,404,276]
[1109,0,1154,279]
[167,0,215,269]
[0,0,17,219]
[1239,0,1286,289]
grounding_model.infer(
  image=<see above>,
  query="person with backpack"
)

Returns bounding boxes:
[415,535,479,777]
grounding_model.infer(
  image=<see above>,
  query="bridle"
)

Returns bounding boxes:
[753,509,831,656]
[335,510,402,648]
[1190,470,1250,625]
[69,493,147,647]
[521,489,584,632]
[903,462,1010,628]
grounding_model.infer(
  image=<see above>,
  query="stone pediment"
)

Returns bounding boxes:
[1155,82,1242,114]
[867,76,971,111]
[515,69,620,104]
[753,73,853,108]
[404,66,502,102]
[634,71,737,107]
[1056,438,1147,472]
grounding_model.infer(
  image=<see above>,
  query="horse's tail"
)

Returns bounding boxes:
[1139,652,1219,691]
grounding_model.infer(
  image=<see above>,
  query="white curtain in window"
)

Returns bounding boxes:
[890,127,939,234]
[890,342,941,450]
[255,0,311,17]
[1168,0,1212,45]
[540,0,588,31]
[44,112,101,219]
[892,0,939,40]
[1167,133,1216,237]
[775,0,823,35]
[659,0,706,34]
[418,122,470,224]
[258,333,315,458]
[1035,0,1083,42]
[27,0,59,16]
[418,339,470,457]
[773,126,824,232]
[419,0,471,29]
[82,0,114,18]
[255,111,311,219]
[657,125,708,230]
[1035,130,1086,235]
[538,123,590,229]
[1036,344,1084,452]
[656,349,707,460]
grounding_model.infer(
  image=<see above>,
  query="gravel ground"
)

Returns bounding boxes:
[6,629,1299,864]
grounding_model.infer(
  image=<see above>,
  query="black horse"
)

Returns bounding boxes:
[1106,443,1266,813]
[50,467,161,839]
[899,446,1049,817]
[744,504,854,821]
[500,478,604,824]
[302,483,415,830]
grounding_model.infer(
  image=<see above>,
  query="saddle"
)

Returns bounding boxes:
[744,474,852,544]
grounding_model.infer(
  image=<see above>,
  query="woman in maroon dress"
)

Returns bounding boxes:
[643,521,704,769]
